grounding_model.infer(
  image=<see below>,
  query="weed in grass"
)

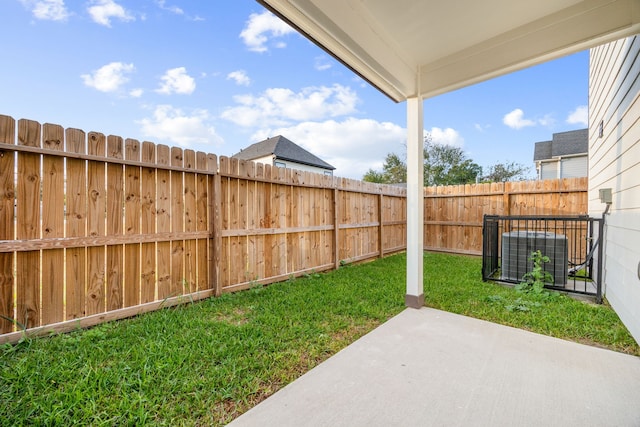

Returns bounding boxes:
[516,250,554,294]
[303,269,321,279]
[505,298,543,312]
[484,250,562,313]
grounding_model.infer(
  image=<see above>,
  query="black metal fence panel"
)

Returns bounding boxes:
[482,215,603,302]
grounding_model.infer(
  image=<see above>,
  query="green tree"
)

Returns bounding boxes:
[483,161,531,182]
[363,152,407,184]
[363,136,482,186]
[362,169,386,183]
[423,140,482,186]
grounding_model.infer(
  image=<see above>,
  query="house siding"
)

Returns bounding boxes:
[251,154,275,166]
[560,156,588,178]
[539,161,558,180]
[274,159,333,175]
[589,36,640,343]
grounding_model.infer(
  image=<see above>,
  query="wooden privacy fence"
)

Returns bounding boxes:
[423,178,588,256]
[0,115,407,342]
[0,115,587,342]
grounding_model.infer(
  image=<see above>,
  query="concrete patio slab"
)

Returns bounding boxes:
[228,307,640,427]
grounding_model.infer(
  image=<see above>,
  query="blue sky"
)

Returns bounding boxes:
[1,0,589,179]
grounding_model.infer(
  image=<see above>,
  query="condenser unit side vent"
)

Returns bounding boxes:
[501,231,568,285]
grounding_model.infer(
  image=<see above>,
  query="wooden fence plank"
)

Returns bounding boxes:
[184,149,197,293]
[0,115,15,333]
[258,164,270,280]
[170,147,184,296]
[196,152,209,293]
[16,119,41,329]
[228,160,241,287]
[209,154,220,295]
[156,145,171,299]
[140,141,156,303]
[249,162,264,282]
[65,128,87,320]
[106,136,124,311]
[219,157,230,289]
[86,132,106,315]
[237,160,248,285]
[124,138,141,307]
[41,123,65,324]
[275,174,287,276]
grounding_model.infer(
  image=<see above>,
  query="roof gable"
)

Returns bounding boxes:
[551,128,588,157]
[232,135,336,170]
[533,128,588,161]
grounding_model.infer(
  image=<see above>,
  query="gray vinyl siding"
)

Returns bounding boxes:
[540,162,558,180]
[560,156,587,178]
[589,36,640,343]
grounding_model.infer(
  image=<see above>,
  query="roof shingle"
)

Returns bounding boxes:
[533,128,588,161]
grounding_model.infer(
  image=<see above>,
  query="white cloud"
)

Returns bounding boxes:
[567,105,588,126]
[81,62,135,93]
[538,114,556,127]
[155,0,183,15]
[429,127,464,147]
[129,88,143,98]
[474,123,490,132]
[227,70,251,86]
[156,67,196,95]
[314,56,332,71]
[251,118,406,179]
[87,0,134,27]
[221,84,359,127]
[240,11,295,53]
[503,108,536,130]
[21,0,69,21]
[137,105,223,147]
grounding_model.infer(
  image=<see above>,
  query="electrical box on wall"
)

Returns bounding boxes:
[599,188,612,204]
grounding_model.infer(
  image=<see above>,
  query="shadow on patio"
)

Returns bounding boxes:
[229,307,640,426]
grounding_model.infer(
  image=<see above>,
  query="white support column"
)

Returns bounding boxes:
[406,96,424,308]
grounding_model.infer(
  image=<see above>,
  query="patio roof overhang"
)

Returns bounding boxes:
[258,0,640,102]
[257,0,640,308]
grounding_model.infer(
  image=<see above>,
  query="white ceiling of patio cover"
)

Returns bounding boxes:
[258,0,640,102]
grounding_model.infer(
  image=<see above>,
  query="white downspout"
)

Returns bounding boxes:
[406,96,424,308]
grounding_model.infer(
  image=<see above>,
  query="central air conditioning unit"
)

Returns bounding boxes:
[501,231,568,286]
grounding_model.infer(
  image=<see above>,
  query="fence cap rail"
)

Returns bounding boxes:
[483,214,594,220]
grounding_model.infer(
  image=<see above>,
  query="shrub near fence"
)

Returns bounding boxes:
[0,114,587,342]
[0,115,407,342]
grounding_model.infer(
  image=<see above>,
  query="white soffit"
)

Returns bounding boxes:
[258,0,640,102]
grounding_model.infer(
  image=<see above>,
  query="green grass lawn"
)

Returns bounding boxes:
[1,252,638,426]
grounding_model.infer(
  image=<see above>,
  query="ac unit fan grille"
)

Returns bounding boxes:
[501,231,568,285]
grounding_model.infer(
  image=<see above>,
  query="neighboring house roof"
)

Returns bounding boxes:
[533,141,553,161]
[533,129,588,161]
[232,135,336,170]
